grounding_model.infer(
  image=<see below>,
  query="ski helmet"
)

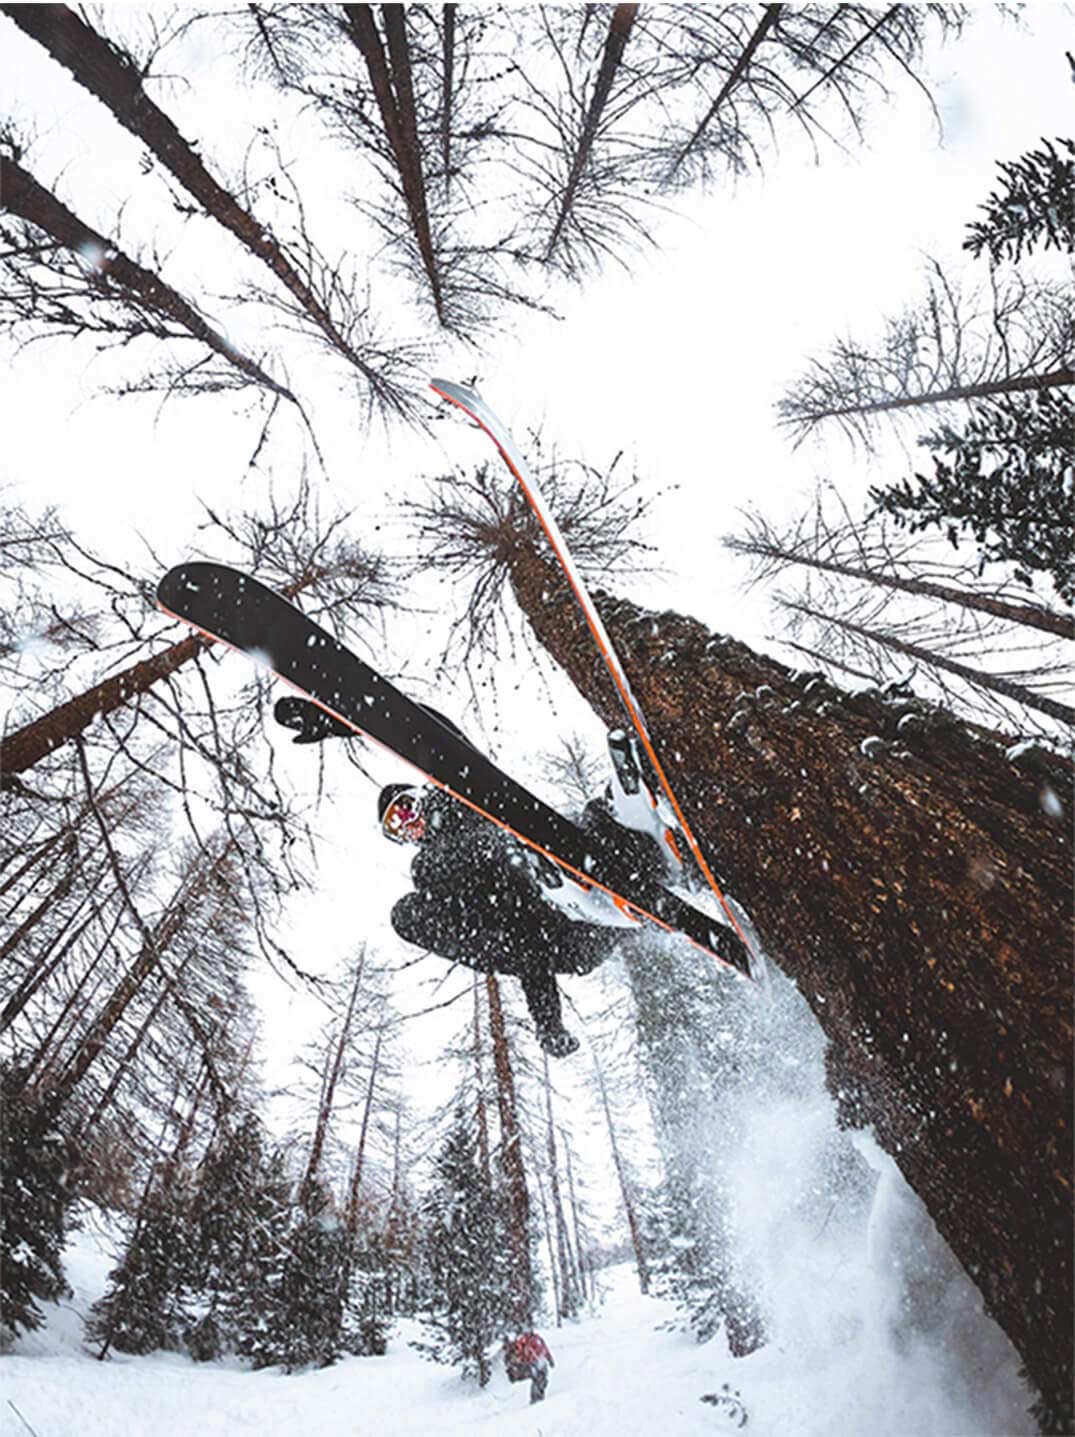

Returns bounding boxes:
[378,783,427,844]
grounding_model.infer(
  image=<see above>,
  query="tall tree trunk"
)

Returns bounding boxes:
[473,975,491,1190]
[785,599,1075,728]
[0,861,78,964]
[506,541,1072,1420]
[440,6,456,194]
[542,1050,577,1319]
[543,3,638,263]
[22,900,127,1085]
[561,1128,590,1305]
[805,367,1075,425]
[76,956,191,1137]
[590,1043,649,1294]
[342,4,445,322]
[345,1020,383,1235]
[530,1153,561,1328]
[669,5,783,177]
[300,954,365,1203]
[485,973,533,1330]
[790,5,899,109]
[1,884,111,1033]
[0,154,294,401]
[729,536,1073,639]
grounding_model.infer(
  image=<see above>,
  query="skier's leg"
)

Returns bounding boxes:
[530,1358,548,1403]
[518,967,578,1058]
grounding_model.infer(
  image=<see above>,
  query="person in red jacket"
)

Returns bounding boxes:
[505,1330,555,1404]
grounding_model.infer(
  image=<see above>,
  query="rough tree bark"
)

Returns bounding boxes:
[507,542,1072,1420]
[485,972,533,1330]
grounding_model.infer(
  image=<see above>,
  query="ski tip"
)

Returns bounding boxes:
[429,377,479,410]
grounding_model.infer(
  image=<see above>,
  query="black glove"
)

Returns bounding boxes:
[274,696,353,745]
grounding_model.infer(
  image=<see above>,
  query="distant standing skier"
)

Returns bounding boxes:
[274,697,723,1057]
[505,1330,555,1403]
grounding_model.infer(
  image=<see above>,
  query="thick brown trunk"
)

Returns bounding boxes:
[1,633,208,781]
[508,544,1072,1418]
[670,6,783,176]
[0,155,293,400]
[485,972,532,1329]
[543,4,638,262]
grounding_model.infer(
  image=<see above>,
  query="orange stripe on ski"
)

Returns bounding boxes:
[156,599,746,978]
[430,380,760,978]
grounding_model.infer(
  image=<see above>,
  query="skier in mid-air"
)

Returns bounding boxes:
[275,695,693,1057]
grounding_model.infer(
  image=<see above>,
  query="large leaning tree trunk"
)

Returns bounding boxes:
[506,540,1072,1424]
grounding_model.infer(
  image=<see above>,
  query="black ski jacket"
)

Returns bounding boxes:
[390,789,662,1035]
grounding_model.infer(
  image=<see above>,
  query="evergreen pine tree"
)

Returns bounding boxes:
[0,1063,71,1342]
[229,1145,293,1367]
[870,388,1075,603]
[85,1175,193,1356]
[965,136,1075,264]
[242,1177,350,1372]
[416,1109,506,1386]
[185,1111,271,1361]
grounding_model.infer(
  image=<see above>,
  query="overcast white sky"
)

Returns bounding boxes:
[2,3,1071,1220]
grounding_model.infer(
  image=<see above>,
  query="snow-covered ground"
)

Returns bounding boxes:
[5,1173,1033,1437]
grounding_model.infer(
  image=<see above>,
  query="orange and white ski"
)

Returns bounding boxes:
[431,377,765,984]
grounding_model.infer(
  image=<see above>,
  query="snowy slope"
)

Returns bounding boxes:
[5,1195,1033,1437]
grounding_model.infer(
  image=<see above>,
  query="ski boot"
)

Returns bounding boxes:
[606,729,684,874]
[537,1025,580,1059]
[526,850,640,930]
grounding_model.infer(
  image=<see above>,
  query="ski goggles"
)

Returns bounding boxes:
[382,789,427,844]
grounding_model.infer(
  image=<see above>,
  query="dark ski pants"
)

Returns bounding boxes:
[529,1357,549,1403]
